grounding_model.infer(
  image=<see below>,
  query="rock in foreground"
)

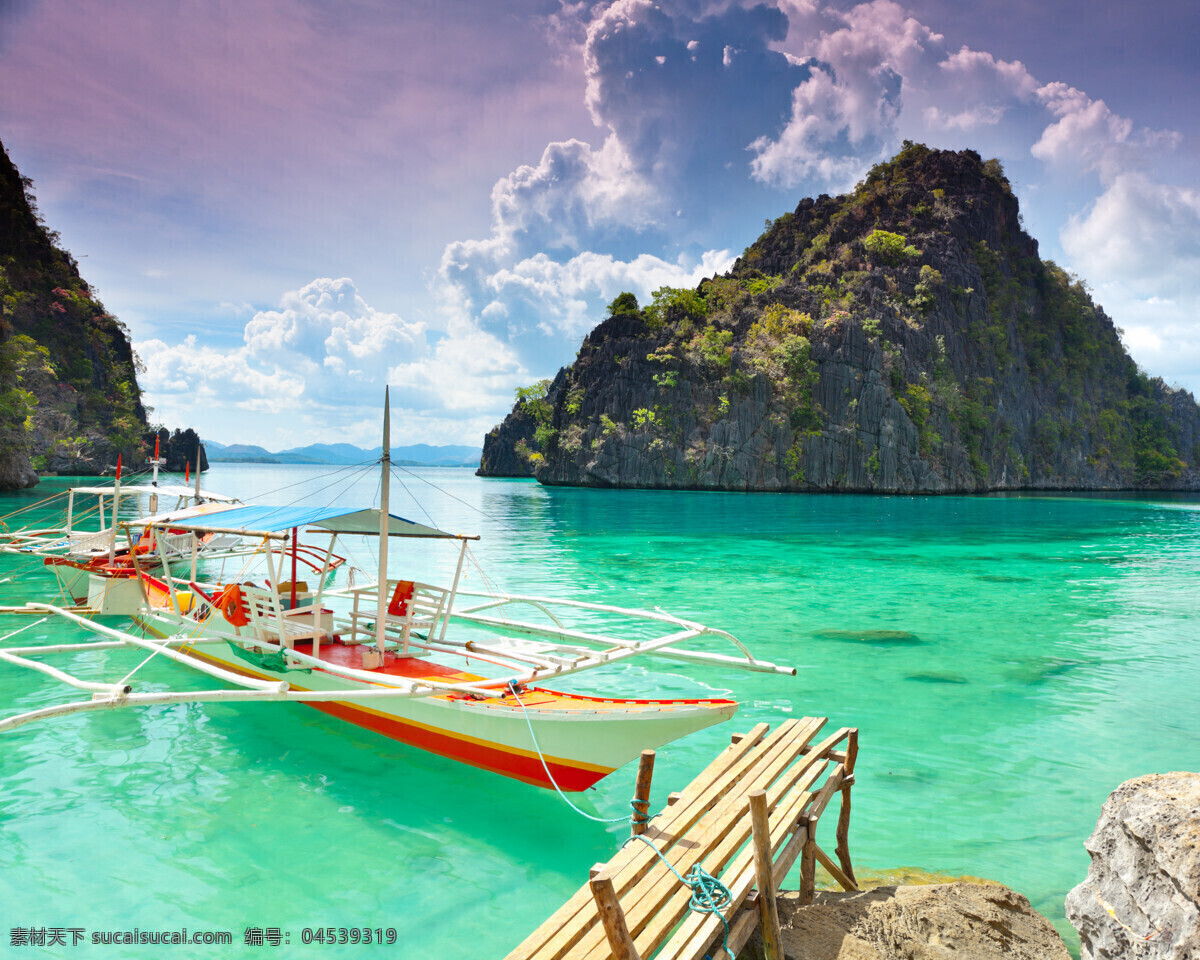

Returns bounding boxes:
[740,882,1069,960]
[1066,772,1200,959]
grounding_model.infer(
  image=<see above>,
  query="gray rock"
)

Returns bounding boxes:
[1066,772,1200,960]
[739,882,1070,960]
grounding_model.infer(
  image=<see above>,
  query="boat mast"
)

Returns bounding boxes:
[108,454,122,564]
[375,389,391,658]
[193,448,202,502]
[148,434,164,515]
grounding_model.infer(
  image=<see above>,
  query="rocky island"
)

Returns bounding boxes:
[0,139,203,487]
[480,145,1200,492]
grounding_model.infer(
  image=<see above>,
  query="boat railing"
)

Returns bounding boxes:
[445,589,792,676]
[66,530,117,555]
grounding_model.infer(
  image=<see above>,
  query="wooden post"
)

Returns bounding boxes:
[835,728,858,887]
[814,844,858,892]
[799,813,817,905]
[631,749,655,836]
[589,869,641,960]
[749,789,784,960]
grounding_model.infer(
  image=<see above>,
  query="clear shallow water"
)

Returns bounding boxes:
[2,465,1198,957]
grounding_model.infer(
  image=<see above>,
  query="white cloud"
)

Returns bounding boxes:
[485,248,736,338]
[437,0,1200,413]
[1062,173,1200,392]
[748,64,884,189]
[242,278,426,384]
[483,137,658,258]
[1062,174,1200,292]
[580,0,808,184]
[749,0,940,188]
[922,46,1037,131]
[1032,83,1181,180]
[137,335,306,417]
[138,278,526,445]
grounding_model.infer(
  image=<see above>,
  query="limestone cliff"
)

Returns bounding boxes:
[150,427,209,473]
[0,138,151,486]
[481,145,1200,492]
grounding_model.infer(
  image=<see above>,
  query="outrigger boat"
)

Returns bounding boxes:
[0,446,344,615]
[0,443,240,606]
[0,396,795,791]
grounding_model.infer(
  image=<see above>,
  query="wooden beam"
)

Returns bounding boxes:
[631,749,840,960]
[505,718,850,960]
[720,904,765,960]
[749,790,783,960]
[625,730,852,960]
[654,790,818,960]
[799,819,817,906]
[814,843,858,893]
[589,871,641,960]
[845,727,859,774]
[631,750,655,837]
[597,727,836,960]
[835,781,857,888]
[504,720,777,960]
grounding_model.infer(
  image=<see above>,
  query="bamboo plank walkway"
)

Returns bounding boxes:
[505,717,859,960]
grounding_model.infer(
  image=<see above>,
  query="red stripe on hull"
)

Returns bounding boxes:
[174,643,611,791]
[309,699,610,791]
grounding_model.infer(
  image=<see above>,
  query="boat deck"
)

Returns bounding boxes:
[286,640,736,712]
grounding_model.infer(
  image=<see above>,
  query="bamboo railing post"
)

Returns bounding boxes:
[589,868,641,960]
[834,728,859,887]
[799,813,817,905]
[631,749,655,837]
[749,789,784,960]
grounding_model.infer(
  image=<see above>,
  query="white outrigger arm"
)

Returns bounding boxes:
[0,604,532,733]
[0,583,795,732]
[445,590,796,676]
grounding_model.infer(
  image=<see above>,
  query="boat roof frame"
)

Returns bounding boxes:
[129,504,480,542]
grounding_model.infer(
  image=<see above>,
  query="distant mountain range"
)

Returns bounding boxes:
[203,440,480,467]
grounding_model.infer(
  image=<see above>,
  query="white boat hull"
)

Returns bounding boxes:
[133,611,737,790]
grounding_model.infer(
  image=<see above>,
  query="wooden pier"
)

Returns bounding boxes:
[505,717,859,960]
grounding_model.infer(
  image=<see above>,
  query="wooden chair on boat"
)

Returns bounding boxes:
[240,585,327,651]
[346,579,450,654]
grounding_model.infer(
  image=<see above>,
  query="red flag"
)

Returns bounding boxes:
[116,454,122,480]
[154,435,160,459]
[185,460,190,483]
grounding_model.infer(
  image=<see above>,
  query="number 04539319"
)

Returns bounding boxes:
[301,928,398,945]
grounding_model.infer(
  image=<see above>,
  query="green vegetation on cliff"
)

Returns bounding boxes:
[481,144,1200,492]
[0,139,151,485]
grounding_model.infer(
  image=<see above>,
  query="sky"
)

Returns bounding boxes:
[0,0,1197,449]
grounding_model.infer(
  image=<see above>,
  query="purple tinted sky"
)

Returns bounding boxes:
[0,0,1197,447]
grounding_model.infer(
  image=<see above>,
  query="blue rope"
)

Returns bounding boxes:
[626,834,733,956]
[507,682,629,824]
[508,683,731,954]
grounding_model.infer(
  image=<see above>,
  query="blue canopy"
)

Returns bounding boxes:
[148,504,472,539]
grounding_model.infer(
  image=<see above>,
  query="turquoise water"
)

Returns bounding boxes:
[2,464,1199,957]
